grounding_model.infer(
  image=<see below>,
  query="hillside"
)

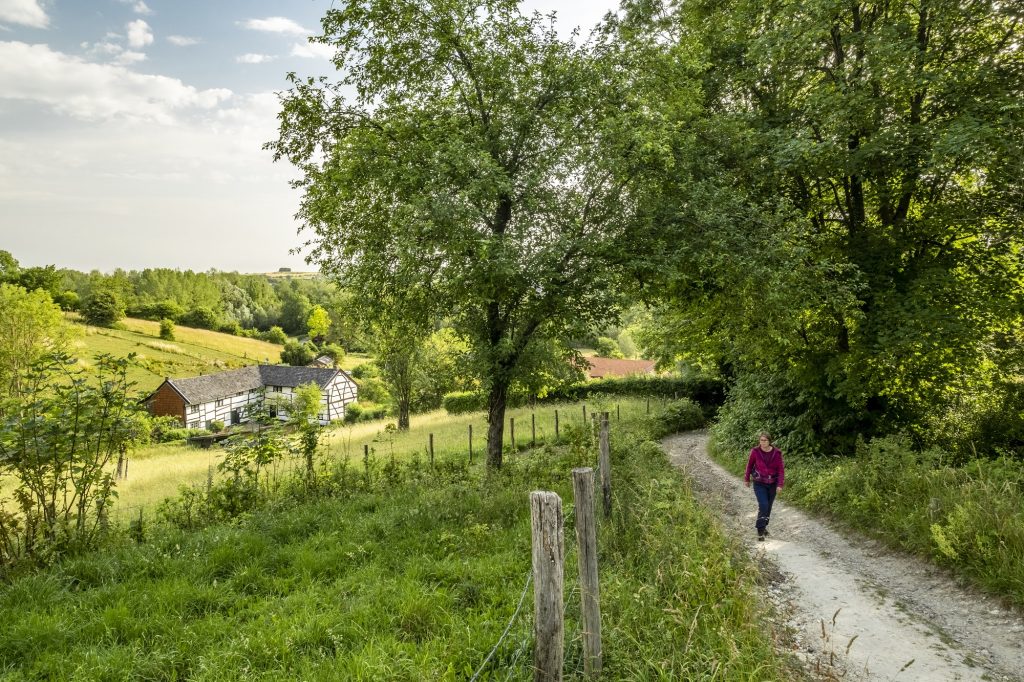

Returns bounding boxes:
[69,317,367,395]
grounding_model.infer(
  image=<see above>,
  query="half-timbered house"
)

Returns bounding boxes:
[144,365,358,428]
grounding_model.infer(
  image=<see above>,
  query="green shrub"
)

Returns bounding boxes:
[159,318,175,341]
[354,376,390,404]
[261,326,288,345]
[594,336,624,358]
[281,340,317,366]
[442,391,484,415]
[208,420,225,433]
[653,398,706,436]
[181,306,219,330]
[351,362,380,379]
[218,321,243,336]
[343,401,388,424]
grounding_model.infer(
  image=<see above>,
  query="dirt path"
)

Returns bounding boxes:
[662,432,1024,682]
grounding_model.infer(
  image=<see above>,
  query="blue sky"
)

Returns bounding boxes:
[0,0,617,273]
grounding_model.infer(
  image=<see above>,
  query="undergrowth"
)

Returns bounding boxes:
[0,403,793,680]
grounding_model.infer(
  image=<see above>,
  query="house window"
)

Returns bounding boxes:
[188,405,199,414]
[188,420,200,429]
[318,412,326,422]
[215,399,225,407]
[271,386,282,393]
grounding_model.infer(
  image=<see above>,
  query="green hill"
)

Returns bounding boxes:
[69,317,369,395]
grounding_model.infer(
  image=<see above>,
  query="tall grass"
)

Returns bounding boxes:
[0,401,799,680]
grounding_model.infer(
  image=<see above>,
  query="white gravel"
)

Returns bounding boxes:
[662,432,1024,682]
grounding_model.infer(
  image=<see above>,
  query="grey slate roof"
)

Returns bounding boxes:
[166,365,342,405]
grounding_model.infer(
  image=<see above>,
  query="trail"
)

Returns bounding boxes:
[662,432,1024,682]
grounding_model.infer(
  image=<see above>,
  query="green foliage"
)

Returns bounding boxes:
[306,304,332,341]
[281,340,317,366]
[52,290,80,312]
[319,342,346,366]
[181,306,219,331]
[270,0,658,465]
[261,325,288,345]
[207,420,225,434]
[0,283,72,402]
[290,383,325,479]
[149,415,193,443]
[158,318,175,341]
[0,354,142,571]
[82,288,125,327]
[343,401,389,424]
[594,336,624,359]
[354,375,390,404]
[624,0,1024,455]
[652,399,706,437]
[442,391,485,415]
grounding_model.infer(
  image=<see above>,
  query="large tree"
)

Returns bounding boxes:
[622,0,1024,452]
[0,284,72,405]
[271,0,655,466]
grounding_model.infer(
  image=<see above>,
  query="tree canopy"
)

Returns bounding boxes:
[271,0,662,465]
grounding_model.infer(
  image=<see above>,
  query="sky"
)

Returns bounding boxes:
[0,0,618,274]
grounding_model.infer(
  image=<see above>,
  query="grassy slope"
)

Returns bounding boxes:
[115,398,668,516]
[0,401,798,680]
[70,317,368,395]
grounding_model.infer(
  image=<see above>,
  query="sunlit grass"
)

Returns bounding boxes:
[114,397,671,519]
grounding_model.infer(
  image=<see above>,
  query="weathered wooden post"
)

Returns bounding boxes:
[116,451,125,480]
[363,444,370,479]
[124,457,129,479]
[599,414,611,519]
[429,433,434,467]
[646,396,650,414]
[582,403,587,424]
[616,404,620,421]
[572,468,602,677]
[468,424,473,463]
[532,412,536,447]
[555,409,560,441]
[510,417,516,452]
[530,491,564,682]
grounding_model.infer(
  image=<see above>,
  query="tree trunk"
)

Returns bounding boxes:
[486,380,508,468]
[397,397,410,430]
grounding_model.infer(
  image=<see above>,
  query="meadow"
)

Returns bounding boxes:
[0,400,802,680]
[112,397,671,520]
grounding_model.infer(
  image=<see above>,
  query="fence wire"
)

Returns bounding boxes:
[469,569,533,682]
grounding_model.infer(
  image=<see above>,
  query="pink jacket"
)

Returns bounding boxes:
[745,447,784,486]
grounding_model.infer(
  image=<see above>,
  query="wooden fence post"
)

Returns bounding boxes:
[429,433,434,467]
[555,409,559,441]
[123,457,129,479]
[616,404,620,421]
[530,491,564,682]
[572,468,602,677]
[510,417,516,452]
[646,396,650,414]
[363,444,370,479]
[469,424,473,463]
[582,403,587,424]
[532,412,536,447]
[599,414,612,519]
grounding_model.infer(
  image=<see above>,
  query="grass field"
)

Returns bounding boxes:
[0,399,797,680]
[68,317,369,395]
[111,397,671,522]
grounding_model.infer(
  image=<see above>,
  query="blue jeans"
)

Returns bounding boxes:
[753,482,777,532]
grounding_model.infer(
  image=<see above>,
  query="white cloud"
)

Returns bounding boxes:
[236,53,276,64]
[0,41,232,124]
[125,19,152,49]
[167,35,198,47]
[0,0,48,28]
[239,17,309,35]
[115,50,146,65]
[131,1,152,15]
[81,40,145,65]
[290,41,334,60]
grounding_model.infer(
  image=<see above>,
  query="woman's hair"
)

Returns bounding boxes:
[757,431,772,443]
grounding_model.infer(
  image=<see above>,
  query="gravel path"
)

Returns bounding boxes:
[662,432,1024,682]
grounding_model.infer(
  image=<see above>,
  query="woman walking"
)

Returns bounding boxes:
[744,431,785,541]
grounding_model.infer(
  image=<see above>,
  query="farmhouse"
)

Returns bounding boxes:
[144,365,358,429]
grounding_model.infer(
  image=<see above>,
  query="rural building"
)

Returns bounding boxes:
[585,357,657,380]
[144,365,358,429]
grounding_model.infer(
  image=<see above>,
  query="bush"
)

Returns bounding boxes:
[442,391,485,415]
[82,289,125,326]
[159,318,175,341]
[351,362,380,379]
[594,336,624,358]
[543,375,726,410]
[181,306,218,330]
[354,376,390,404]
[218,321,243,336]
[208,420,225,433]
[261,326,288,345]
[281,340,317,366]
[653,399,706,437]
[343,401,389,423]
